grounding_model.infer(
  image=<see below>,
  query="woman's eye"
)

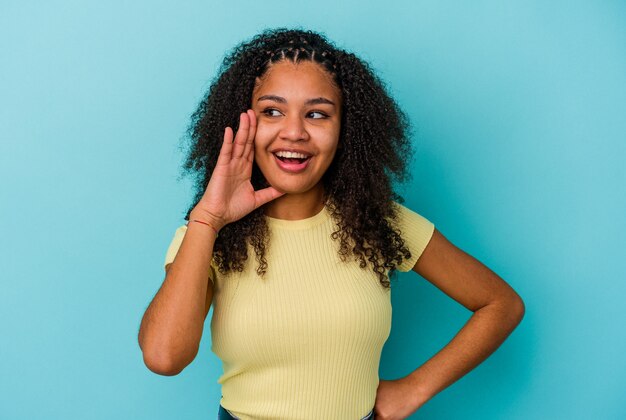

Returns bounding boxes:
[262,108,282,117]
[308,111,328,119]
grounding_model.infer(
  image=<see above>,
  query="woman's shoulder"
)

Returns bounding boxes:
[391,201,433,226]
[391,201,436,272]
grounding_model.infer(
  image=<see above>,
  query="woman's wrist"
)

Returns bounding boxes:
[188,209,224,234]
[187,219,219,236]
[402,372,435,409]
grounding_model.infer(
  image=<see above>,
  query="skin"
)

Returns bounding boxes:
[138,60,525,419]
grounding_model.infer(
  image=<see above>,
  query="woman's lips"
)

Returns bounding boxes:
[273,154,311,173]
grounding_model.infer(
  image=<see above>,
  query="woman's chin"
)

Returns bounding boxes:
[272,186,305,195]
[267,181,321,196]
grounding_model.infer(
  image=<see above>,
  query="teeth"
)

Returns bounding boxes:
[275,151,309,159]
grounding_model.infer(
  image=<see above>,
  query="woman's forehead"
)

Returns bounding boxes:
[253,60,341,102]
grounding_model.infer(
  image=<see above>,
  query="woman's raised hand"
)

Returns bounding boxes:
[190,110,284,231]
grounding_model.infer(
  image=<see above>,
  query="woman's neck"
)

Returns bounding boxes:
[263,185,326,220]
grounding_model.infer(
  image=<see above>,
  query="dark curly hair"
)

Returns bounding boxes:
[183,28,415,287]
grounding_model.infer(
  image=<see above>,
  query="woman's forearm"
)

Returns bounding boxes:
[405,296,525,407]
[138,221,216,375]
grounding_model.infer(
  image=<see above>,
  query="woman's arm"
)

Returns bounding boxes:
[407,228,525,407]
[375,228,524,419]
[138,111,283,376]
[138,222,217,376]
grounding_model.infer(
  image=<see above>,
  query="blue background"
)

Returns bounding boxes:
[1,1,624,418]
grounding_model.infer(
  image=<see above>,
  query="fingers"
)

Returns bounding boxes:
[217,127,234,165]
[219,110,255,166]
[254,187,285,209]
[232,112,250,158]
[242,109,256,161]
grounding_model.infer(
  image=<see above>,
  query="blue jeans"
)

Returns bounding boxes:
[217,404,375,419]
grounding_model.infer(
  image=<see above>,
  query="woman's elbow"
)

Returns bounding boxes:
[140,344,197,376]
[505,292,525,327]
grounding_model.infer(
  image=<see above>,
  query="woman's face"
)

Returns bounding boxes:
[251,60,342,195]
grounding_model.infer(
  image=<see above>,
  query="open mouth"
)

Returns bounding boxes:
[273,150,311,161]
[275,155,310,164]
[272,151,312,172]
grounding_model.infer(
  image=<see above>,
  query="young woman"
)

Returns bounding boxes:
[138,29,525,420]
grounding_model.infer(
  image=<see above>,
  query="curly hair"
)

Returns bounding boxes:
[183,28,415,287]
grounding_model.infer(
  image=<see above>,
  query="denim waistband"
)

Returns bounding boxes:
[217,404,375,419]
[217,405,240,420]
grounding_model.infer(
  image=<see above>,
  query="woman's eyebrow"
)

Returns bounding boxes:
[257,95,336,106]
[257,94,286,103]
[306,97,335,106]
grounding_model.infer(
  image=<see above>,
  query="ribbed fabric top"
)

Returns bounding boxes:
[164,203,434,420]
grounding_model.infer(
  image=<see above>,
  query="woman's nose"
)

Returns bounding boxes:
[279,114,309,141]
